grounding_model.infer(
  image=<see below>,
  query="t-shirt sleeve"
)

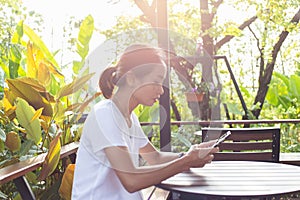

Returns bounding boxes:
[85,105,127,153]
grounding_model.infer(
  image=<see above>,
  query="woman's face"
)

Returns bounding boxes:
[132,63,166,106]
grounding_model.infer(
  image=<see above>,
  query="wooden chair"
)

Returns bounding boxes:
[201,127,280,162]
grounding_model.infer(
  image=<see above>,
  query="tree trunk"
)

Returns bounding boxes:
[252,8,300,118]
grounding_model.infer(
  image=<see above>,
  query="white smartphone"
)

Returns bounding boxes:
[211,131,231,148]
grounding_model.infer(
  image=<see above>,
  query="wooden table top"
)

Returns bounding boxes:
[158,161,300,198]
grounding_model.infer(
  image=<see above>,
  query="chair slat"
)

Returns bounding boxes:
[220,141,273,151]
[214,152,275,161]
[201,127,280,162]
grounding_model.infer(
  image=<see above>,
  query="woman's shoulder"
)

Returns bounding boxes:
[93,99,112,111]
[92,99,122,120]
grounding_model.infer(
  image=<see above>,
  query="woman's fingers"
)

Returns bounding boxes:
[198,140,217,148]
[198,147,212,159]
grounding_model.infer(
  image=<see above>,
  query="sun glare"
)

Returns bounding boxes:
[22,0,141,64]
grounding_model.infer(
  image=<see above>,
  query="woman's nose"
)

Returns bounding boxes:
[158,85,164,95]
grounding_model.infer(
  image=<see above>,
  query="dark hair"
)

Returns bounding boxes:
[99,44,165,99]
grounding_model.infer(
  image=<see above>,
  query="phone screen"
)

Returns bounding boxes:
[211,131,231,148]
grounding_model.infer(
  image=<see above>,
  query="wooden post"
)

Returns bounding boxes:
[157,0,171,152]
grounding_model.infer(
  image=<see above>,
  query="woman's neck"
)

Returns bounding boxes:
[112,91,137,119]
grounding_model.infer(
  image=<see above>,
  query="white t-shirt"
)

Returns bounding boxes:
[72,100,149,200]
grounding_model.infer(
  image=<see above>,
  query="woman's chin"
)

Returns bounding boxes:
[142,100,156,106]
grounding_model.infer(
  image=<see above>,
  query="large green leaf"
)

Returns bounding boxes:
[77,15,94,58]
[72,60,84,75]
[226,102,244,115]
[23,24,59,69]
[8,44,22,79]
[278,95,291,110]
[6,77,53,116]
[274,72,289,88]
[76,43,89,60]
[15,98,42,145]
[56,73,95,100]
[78,15,94,45]
[266,83,279,106]
[38,132,61,181]
[289,75,300,100]
[11,20,24,44]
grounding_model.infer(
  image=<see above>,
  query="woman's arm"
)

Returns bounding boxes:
[139,140,218,165]
[104,142,217,193]
[139,142,181,165]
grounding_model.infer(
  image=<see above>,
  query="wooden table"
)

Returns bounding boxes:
[158,161,300,199]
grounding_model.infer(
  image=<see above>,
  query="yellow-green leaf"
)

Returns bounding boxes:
[27,42,38,78]
[15,98,42,145]
[11,20,23,44]
[23,24,59,69]
[6,77,53,116]
[43,60,64,80]
[56,73,95,100]
[38,62,51,86]
[38,132,61,181]
[31,108,44,123]
[78,15,94,45]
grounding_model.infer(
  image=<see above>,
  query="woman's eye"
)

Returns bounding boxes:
[153,82,163,87]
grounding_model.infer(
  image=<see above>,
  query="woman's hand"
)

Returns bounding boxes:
[184,141,219,169]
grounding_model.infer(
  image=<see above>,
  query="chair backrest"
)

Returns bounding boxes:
[201,127,280,162]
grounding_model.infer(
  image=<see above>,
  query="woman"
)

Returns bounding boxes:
[72,44,218,199]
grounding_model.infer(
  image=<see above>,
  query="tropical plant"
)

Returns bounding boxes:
[0,15,99,199]
[265,72,300,152]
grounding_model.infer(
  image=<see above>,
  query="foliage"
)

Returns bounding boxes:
[59,164,75,200]
[102,0,300,152]
[0,15,97,199]
[264,72,300,152]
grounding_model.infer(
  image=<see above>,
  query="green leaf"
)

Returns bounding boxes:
[274,72,289,87]
[289,75,300,99]
[78,15,94,47]
[76,43,89,59]
[8,59,19,79]
[72,60,84,75]
[56,73,95,99]
[0,190,8,199]
[15,98,42,145]
[266,83,278,106]
[0,141,4,152]
[226,102,244,115]
[25,171,38,184]
[138,106,151,122]
[8,44,22,79]
[19,140,35,157]
[0,128,5,141]
[38,132,61,181]
[173,132,192,147]
[10,44,22,63]
[278,95,291,110]
[11,20,24,44]
[76,15,94,59]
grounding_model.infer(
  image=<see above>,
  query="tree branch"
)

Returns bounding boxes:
[252,7,300,118]
[215,16,257,50]
[248,25,264,79]
[210,0,223,22]
[134,0,157,26]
